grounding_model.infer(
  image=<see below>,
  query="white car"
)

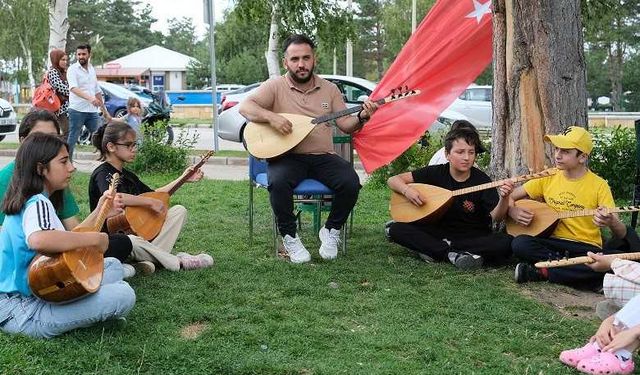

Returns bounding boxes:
[0,98,18,142]
[217,75,471,143]
[445,85,492,129]
[218,75,377,142]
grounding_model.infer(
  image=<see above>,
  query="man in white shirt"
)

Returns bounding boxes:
[67,43,103,160]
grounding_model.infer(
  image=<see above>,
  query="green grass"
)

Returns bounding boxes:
[0,174,611,374]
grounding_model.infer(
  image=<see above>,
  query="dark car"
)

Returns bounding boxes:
[99,81,151,118]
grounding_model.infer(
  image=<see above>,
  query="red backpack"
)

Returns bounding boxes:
[32,74,61,112]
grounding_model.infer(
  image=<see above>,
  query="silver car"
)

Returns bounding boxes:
[0,98,18,142]
[217,75,468,143]
[217,75,377,143]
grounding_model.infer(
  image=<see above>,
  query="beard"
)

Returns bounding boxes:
[288,65,314,84]
[78,58,88,66]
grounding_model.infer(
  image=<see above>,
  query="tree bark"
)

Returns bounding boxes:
[265,2,280,77]
[48,0,69,56]
[491,0,588,178]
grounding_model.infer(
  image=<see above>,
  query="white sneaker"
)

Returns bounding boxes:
[282,234,311,263]
[122,263,136,279]
[319,227,341,260]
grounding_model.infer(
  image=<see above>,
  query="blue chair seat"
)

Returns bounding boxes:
[254,173,333,195]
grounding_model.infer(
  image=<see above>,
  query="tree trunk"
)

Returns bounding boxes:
[490,0,588,179]
[18,35,36,92]
[48,0,69,57]
[607,41,624,111]
[265,2,280,77]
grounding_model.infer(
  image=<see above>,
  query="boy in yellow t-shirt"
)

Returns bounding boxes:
[508,126,630,290]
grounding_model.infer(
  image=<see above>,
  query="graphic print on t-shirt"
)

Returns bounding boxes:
[546,191,585,211]
[462,199,476,213]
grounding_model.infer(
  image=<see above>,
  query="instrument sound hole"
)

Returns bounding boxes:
[56,282,66,289]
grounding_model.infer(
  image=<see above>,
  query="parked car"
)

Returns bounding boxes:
[445,85,492,129]
[124,84,154,100]
[217,75,467,143]
[218,75,379,142]
[99,81,152,118]
[0,98,17,142]
[204,84,246,93]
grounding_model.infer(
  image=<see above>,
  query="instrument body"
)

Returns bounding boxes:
[106,151,213,241]
[244,89,421,159]
[107,191,170,239]
[505,200,559,237]
[535,252,640,268]
[389,169,557,223]
[28,174,120,303]
[506,200,640,237]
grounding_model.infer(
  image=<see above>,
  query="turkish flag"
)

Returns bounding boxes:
[354,0,493,173]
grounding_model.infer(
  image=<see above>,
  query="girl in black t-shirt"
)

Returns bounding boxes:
[88,122,214,273]
[386,122,514,270]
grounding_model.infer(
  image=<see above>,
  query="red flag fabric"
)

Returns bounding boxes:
[354,0,494,173]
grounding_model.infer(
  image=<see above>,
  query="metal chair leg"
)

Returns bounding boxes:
[249,182,254,247]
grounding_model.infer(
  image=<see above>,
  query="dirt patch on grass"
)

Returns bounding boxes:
[518,284,604,319]
[180,321,209,340]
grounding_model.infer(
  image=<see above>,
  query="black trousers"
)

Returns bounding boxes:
[104,234,133,263]
[511,235,623,290]
[388,222,513,262]
[267,153,360,237]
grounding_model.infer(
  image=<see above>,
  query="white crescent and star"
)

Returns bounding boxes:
[465,0,492,24]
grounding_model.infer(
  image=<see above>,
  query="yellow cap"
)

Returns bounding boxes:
[544,126,593,154]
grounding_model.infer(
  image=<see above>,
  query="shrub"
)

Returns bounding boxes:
[589,126,637,200]
[367,131,444,188]
[128,121,198,174]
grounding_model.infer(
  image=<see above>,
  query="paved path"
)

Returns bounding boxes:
[0,152,369,183]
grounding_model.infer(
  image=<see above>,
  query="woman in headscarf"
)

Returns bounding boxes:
[46,49,70,137]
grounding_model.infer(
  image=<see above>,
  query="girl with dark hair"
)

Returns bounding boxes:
[47,49,70,136]
[88,122,214,273]
[0,133,135,338]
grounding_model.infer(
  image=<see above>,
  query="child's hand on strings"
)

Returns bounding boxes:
[498,179,515,198]
[183,166,204,183]
[147,198,167,216]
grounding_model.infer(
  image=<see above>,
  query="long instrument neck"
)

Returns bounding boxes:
[92,198,113,231]
[556,205,640,219]
[450,170,555,197]
[311,98,386,125]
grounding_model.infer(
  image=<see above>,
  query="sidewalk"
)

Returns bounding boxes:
[0,150,368,182]
[0,149,365,170]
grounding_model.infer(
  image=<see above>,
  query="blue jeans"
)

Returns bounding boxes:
[67,109,100,160]
[0,257,135,338]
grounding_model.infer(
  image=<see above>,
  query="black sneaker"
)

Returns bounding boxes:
[384,220,395,242]
[448,252,483,270]
[514,263,545,283]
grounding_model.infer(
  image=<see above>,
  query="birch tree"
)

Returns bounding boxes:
[48,0,69,54]
[235,0,354,77]
[0,0,48,91]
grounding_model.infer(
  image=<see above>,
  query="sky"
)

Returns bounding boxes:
[137,0,232,38]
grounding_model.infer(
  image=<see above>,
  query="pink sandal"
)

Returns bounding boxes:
[559,342,600,368]
[577,352,635,375]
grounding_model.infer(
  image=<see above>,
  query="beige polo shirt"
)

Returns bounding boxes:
[248,74,346,154]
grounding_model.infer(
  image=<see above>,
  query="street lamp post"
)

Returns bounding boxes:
[204,0,219,152]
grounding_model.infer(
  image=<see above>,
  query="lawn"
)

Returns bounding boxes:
[0,173,608,374]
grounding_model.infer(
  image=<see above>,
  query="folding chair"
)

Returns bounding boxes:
[248,135,353,255]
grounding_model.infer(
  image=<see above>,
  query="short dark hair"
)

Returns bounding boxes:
[282,34,315,54]
[19,109,60,139]
[77,43,91,53]
[444,127,482,154]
